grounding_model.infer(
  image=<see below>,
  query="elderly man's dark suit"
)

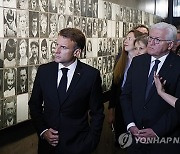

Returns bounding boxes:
[29,60,104,154]
[121,52,180,154]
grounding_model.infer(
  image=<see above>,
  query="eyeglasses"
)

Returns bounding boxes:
[147,36,172,44]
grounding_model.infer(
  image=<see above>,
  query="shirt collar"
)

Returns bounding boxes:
[58,59,77,71]
[151,52,169,63]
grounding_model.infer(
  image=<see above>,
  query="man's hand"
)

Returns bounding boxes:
[43,128,59,146]
[129,126,140,137]
[138,128,157,138]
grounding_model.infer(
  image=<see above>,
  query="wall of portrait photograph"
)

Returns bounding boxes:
[0,0,162,130]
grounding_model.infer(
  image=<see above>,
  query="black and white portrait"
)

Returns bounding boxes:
[49,14,58,38]
[81,0,86,17]
[107,2,112,20]
[74,16,81,29]
[29,66,38,92]
[92,57,98,69]
[39,0,48,12]
[29,0,39,11]
[58,0,65,14]
[17,0,28,9]
[102,38,107,56]
[58,14,66,31]
[92,18,98,38]
[40,13,48,38]
[98,19,103,38]
[49,0,57,13]
[81,17,87,36]
[17,67,28,94]
[3,0,16,8]
[92,0,98,18]
[4,68,16,97]
[39,39,48,64]
[86,18,92,38]
[3,96,16,127]
[17,39,28,66]
[98,38,103,56]
[74,0,81,16]
[86,0,92,17]
[65,0,73,15]
[29,39,39,65]
[29,11,39,38]
[107,38,112,55]
[4,9,17,37]
[86,39,93,58]
[66,15,73,28]
[4,38,16,67]
[86,58,93,66]
[97,57,102,74]
[17,10,29,38]
[49,39,56,61]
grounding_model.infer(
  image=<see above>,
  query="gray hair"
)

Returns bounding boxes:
[150,22,177,41]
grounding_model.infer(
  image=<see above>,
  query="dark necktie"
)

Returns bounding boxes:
[145,60,160,99]
[58,68,68,102]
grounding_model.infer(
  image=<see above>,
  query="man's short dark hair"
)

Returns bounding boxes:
[58,28,86,50]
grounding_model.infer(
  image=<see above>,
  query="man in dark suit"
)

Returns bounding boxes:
[17,67,28,94]
[29,28,104,154]
[121,22,180,154]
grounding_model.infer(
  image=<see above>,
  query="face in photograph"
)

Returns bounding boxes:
[4,97,16,127]
[49,41,56,61]
[18,0,28,9]
[4,39,16,67]
[40,39,48,63]
[29,12,39,37]
[87,18,92,38]
[40,0,48,12]
[49,0,57,12]
[29,0,38,11]
[74,0,81,16]
[18,12,28,38]
[19,68,27,85]
[81,0,86,16]
[58,0,65,14]
[66,16,73,28]
[86,0,92,17]
[4,9,17,37]
[92,0,98,18]
[81,18,86,35]
[40,13,48,37]
[97,57,102,74]
[98,19,103,38]
[49,14,57,38]
[29,41,39,64]
[92,19,98,37]
[19,39,28,59]
[4,68,16,97]
[29,66,38,92]
[58,15,65,31]
[74,17,80,29]
[18,68,28,89]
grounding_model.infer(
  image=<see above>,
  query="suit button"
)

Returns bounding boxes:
[144,106,147,109]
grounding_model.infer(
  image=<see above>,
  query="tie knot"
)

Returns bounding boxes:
[61,68,68,75]
[155,59,160,65]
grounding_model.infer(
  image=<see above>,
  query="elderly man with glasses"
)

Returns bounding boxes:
[120,22,180,154]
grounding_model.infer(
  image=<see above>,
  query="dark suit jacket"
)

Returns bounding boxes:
[29,60,104,154]
[121,52,180,153]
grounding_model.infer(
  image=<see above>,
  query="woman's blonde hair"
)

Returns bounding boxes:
[113,29,144,84]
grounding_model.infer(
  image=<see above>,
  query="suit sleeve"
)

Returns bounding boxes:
[28,66,47,136]
[88,70,105,149]
[120,61,134,126]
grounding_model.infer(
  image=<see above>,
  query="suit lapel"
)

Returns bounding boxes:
[60,60,83,106]
[145,52,174,103]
